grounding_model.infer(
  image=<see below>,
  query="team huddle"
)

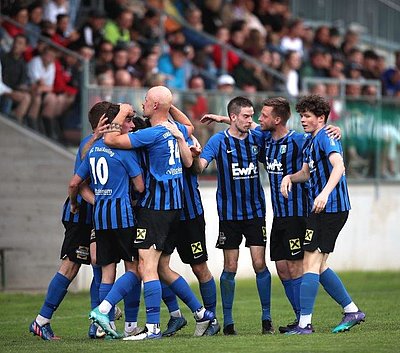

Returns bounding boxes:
[29,86,365,341]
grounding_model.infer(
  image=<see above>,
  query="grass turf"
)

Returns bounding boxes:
[1,271,399,353]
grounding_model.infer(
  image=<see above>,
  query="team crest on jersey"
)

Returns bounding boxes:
[76,246,89,260]
[136,228,147,240]
[280,145,287,154]
[251,145,259,155]
[262,226,267,242]
[289,238,301,250]
[191,242,203,255]
[305,229,314,242]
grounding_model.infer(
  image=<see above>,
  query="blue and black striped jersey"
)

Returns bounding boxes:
[129,122,188,211]
[201,129,266,221]
[77,139,142,230]
[303,127,351,213]
[62,134,93,225]
[262,129,310,217]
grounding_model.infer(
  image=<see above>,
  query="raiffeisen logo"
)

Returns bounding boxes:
[231,162,258,179]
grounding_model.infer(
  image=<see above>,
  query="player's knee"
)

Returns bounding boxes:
[191,262,212,282]
[252,259,266,273]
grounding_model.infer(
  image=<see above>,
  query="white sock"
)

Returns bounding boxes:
[344,302,359,313]
[146,323,160,334]
[98,300,112,314]
[194,307,206,320]
[36,315,50,326]
[298,314,312,328]
[170,310,182,318]
[110,321,116,330]
[125,322,137,332]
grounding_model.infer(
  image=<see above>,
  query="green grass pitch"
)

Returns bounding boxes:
[1,271,399,353]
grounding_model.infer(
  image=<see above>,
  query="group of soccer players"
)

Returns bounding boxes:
[29,86,365,341]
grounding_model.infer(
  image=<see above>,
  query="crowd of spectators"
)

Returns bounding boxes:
[1,0,400,146]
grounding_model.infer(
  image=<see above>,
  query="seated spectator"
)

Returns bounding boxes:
[94,40,114,76]
[301,48,331,78]
[25,2,44,48]
[0,34,31,124]
[134,8,161,53]
[280,18,304,57]
[312,25,331,53]
[140,51,160,87]
[362,49,380,79]
[281,50,302,96]
[43,0,68,24]
[382,51,400,96]
[51,14,80,47]
[212,25,240,74]
[112,44,129,71]
[1,6,29,53]
[126,42,142,78]
[182,6,213,51]
[76,9,106,49]
[104,9,133,46]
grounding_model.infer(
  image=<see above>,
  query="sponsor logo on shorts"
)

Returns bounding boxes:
[135,228,147,242]
[304,229,314,245]
[289,238,301,251]
[191,241,203,255]
[218,232,226,245]
[76,246,89,260]
[262,226,267,242]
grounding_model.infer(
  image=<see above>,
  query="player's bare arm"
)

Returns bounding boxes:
[103,103,133,149]
[325,125,342,140]
[169,104,194,136]
[201,113,258,129]
[131,175,145,194]
[191,156,208,175]
[280,163,310,198]
[80,115,109,160]
[79,178,94,205]
[312,152,345,214]
[161,121,193,168]
[68,174,84,214]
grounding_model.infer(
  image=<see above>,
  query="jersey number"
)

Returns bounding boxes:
[167,140,180,165]
[89,157,109,185]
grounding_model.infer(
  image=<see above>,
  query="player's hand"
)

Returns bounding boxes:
[280,175,292,199]
[161,121,184,139]
[312,192,328,213]
[70,202,79,214]
[93,114,110,139]
[119,103,134,117]
[200,114,221,125]
[190,145,202,157]
[325,125,341,140]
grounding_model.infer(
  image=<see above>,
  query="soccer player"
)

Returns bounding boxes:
[69,103,144,339]
[281,94,365,334]
[192,96,274,335]
[29,101,110,340]
[102,86,214,340]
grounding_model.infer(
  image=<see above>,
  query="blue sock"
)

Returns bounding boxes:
[282,279,296,314]
[199,277,217,315]
[99,282,115,320]
[144,280,161,324]
[256,268,271,321]
[220,270,236,327]
[300,273,320,315]
[123,273,141,322]
[39,272,71,319]
[320,268,352,308]
[105,271,140,306]
[90,265,102,309]
[292,276,302,320]
[170,276,202,312]
[161,281,180,313]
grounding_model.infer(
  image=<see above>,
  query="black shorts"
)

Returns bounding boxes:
[270,216,306,261]
[304,211,349,253]
[133,208,181,252]
[216,217,267,249]
[95,227,138,266]
[61,222,92,265]
[172,214,208,265]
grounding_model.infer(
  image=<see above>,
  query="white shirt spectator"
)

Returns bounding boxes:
[0,62,12,95]
[43,0,68,24]
[27,56,56,86]
[280,37,304,57]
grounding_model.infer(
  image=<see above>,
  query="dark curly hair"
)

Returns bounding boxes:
[295,94,330,123]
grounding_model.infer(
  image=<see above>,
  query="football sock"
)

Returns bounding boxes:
[39,272,71,320]
[99,282,115,319]
[256,267,272,321]
[199,277,217,314]
[144,280,161,324]
[125,322,138,333]
[104,271,140,307]
[220,270,236,327]
[146,323,160,334]
[161,281,180,314]
[298,314,312,328]
[124,275,141,323]
[320,268,354,310]
[292,276,302,320]
[282,279,295,312]
[300,272,320,317]
[170,276,202,313]
[90,265,102,309]
[344,302,359,313]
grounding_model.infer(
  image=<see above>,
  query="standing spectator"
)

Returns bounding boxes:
[281,50,302,96]
[0,34,31,123]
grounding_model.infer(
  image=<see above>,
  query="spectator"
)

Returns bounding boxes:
[280,18,304,57]
[182,6,213,51]
[25,2,44,48]
[362,49,380,79]
[52,14,80,48]
[198,0,224,35]
[212,25,240,74]
[0,34,31,123]
[328,27,343,61]
[301,48,330,78]
[112,45,129,71]
[135,8,161,53]
[95,40,114,75]
[243,28,266,58]
[76,9,106,49]
[329,58,346,80]
[281,50,302,96]
[312,25,331,53]
[382,51,400,96]
[43,0,68,24]
[104,9,133,46]
[140,51,160,87]
[126,42,142,78]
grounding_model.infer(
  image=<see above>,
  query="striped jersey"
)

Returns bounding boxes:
[201,129,266,221]
[61,134,93,225]
[129,122,188,211]
[77,139,142,230]
[303,127,351,213]
[181,137,203,220]
[261,128,310,217]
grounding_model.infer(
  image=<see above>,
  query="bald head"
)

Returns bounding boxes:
[148,86,172,108]
[143,86,173,122]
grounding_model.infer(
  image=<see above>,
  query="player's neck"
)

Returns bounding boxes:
[311,123,326,137]
[271,125,289,140]
[228,126,248,139]
[150,114,168,126]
